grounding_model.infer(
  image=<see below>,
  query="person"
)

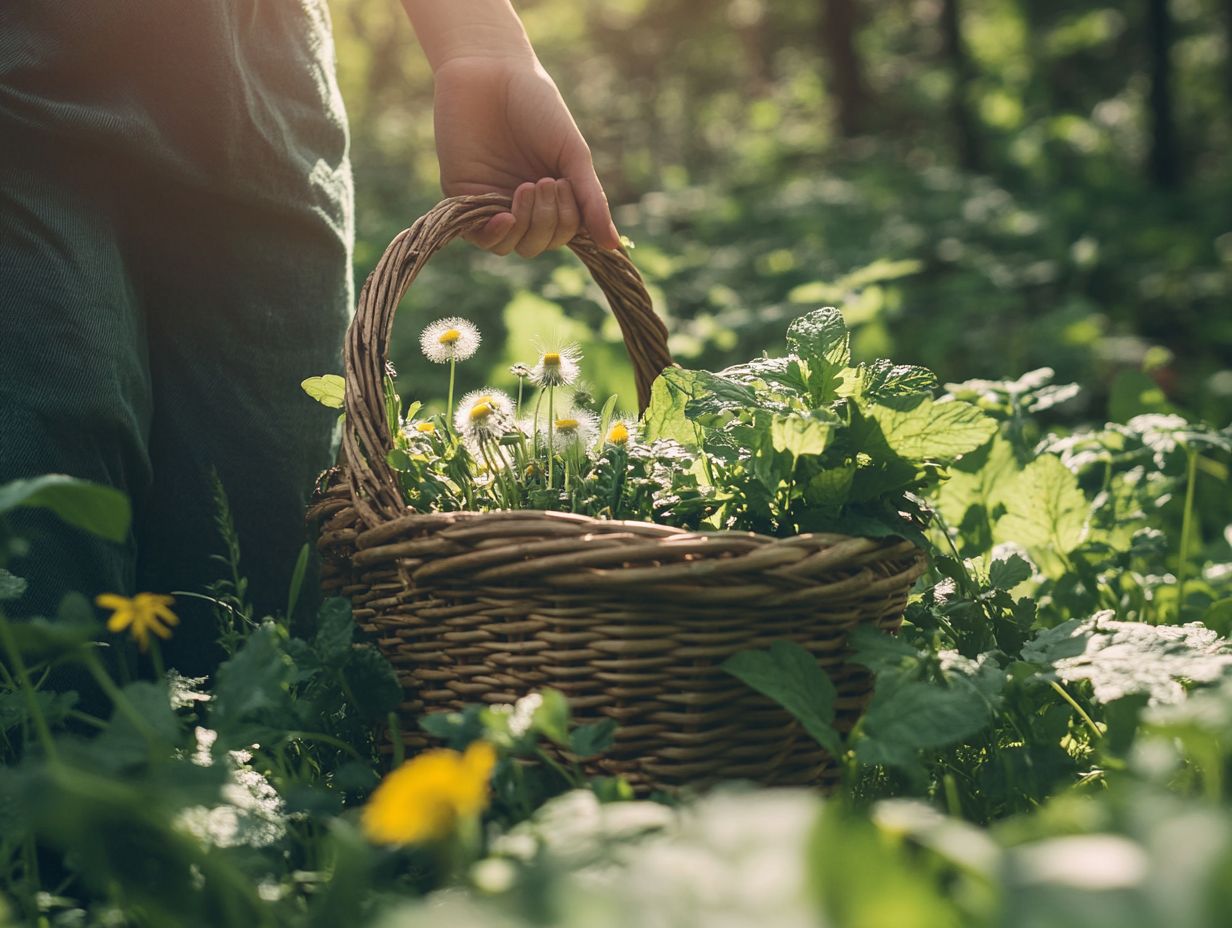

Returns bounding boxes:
[0,0,618,674]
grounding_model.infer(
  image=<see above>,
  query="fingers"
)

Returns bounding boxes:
[547,180,580,251]
[463,211,516,250]
[488,183,537,256]
[562,143,620,250]
[515,178,560,257]
[469,179,585,257]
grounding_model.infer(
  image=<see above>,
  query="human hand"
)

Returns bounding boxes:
[432,54,621,255]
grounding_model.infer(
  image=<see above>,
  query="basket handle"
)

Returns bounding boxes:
[342,193,674,526]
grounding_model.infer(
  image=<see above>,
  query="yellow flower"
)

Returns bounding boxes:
[362,742,498,845]
[415,422,436,434]
[96,593,178,651]
[607,421,630,445]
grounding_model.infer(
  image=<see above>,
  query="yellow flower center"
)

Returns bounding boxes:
[469,402,494,421]
[542,352,561,366]
[438,328,462,346]
[415,422,435,434]
[608,422,630,444]
[555,418,580,431]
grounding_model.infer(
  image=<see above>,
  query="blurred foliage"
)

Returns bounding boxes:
[331,0,1232,423]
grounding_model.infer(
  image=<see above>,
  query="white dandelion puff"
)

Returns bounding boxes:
[456,388,515,443]
[400,419,438,446]
[419,317,480,364]
[550,409,599,449]
[529,344,582,388]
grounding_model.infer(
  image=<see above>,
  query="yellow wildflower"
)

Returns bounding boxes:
[96,593,178,651]
[362,741,498,845]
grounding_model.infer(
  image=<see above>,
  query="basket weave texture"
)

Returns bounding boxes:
[310,194,926,793]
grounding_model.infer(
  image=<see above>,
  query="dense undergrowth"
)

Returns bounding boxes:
[2,302,1230,925]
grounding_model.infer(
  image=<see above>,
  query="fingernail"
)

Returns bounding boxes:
[608,221,621,248]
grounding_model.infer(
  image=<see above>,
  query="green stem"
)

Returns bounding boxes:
[516,376,525,420]
[149,638,166,681]
[82,650,161,742]
[0,611,59,763]
[447,358,457,424]
[388,711,405,768]
[1176,448,1199,621]
[1049,680,1102,741]
[547,387,556,490]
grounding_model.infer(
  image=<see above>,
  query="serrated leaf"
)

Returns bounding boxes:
[786,307,851,370]
[862,361,939,401]
[722,640,841,756]
[870,398,997,463]
[994,455,1089,558]
[209,622,295,739]
[1021,611,1232,705]
[0,475,131,542]
[301,374,346,409]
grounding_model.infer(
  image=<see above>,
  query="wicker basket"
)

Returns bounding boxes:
[309,194,926,793]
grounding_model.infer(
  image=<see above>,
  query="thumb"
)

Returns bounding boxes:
[561,142,620,250]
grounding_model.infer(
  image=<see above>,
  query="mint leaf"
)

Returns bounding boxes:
[787,307,851,370]
[0,475,131,542]
[862,361,939,401]
[722,641,841,756]
[313,597,355,664]
[568,719,618,758]
[870,398,997,463]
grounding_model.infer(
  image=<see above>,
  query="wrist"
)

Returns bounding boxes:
[402,2,535,72]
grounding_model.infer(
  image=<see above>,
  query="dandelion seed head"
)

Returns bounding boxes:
[456,388,515,443]
[530,344,582,388]
[420,317,480,364]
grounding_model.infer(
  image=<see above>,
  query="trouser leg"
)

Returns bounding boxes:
[0,138,150,619]
[128,174,352,674]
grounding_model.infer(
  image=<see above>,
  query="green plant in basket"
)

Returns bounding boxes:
[304,307,997,540]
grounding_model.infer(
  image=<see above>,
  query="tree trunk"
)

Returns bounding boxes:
[818,0,871,136]
[939,0,982,171]
[1147,0,1180,188]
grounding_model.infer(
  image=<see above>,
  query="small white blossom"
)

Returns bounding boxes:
[455,388,515,443]
[419,317,480,364]
[550,409,599,450]
[530,344,582,388]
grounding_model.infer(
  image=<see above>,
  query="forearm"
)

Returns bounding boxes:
[401,0,534,71]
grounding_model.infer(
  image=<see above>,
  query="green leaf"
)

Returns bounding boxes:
[861,361,939,401]
[568,718,618,758]
[988,554,1033,590]
[770,414,833,459]
[869,398,997,463]
[313,597,354,664]
[532,688,572,747]
[722,641,841,755]
[856,680,994,768]
[6,593,100,659]
[786,307,851,370]
[642,369,707,447]
[209,622,295,739]
[1021,611,1232,705]
[994,455,1089,558]
[301,374,345,409]
[342,647,402,721]
[286,543,310,622]
[0,475,131,542]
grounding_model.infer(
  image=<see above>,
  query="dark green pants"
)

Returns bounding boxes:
[0,1,353,673]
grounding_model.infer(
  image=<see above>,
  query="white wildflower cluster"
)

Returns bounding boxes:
[174,727,286,849]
